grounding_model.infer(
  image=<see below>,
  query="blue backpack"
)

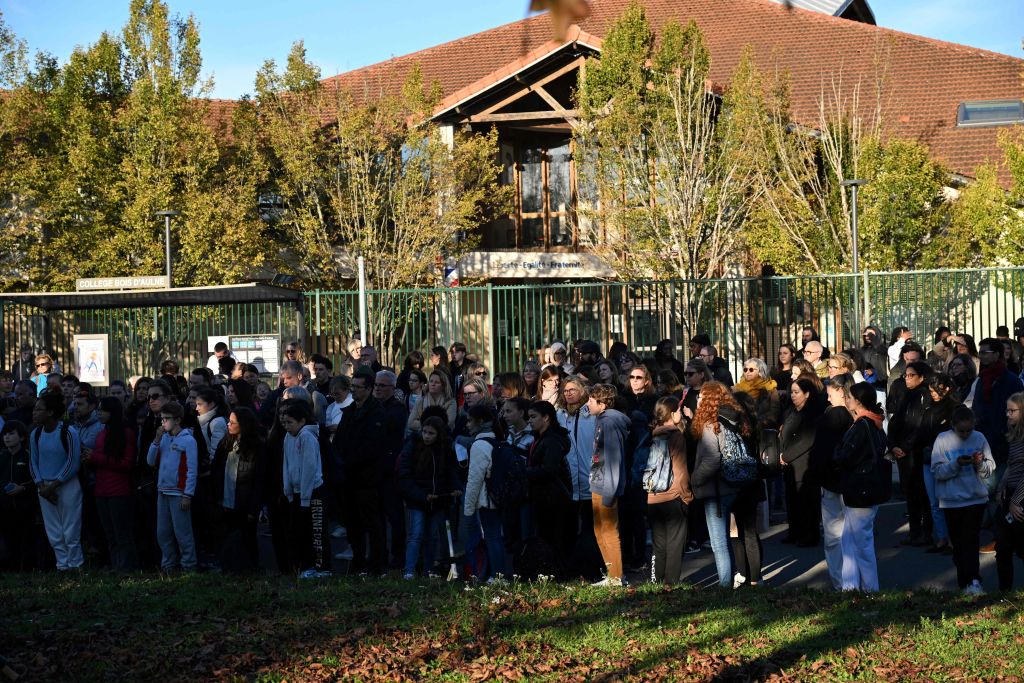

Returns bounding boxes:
[483,437,529,509]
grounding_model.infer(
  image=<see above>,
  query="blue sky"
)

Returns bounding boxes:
[2,0,1021,99]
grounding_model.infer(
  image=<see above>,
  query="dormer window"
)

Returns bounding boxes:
[956,100,1024,128]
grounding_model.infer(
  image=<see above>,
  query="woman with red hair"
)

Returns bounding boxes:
[690,382,754,588]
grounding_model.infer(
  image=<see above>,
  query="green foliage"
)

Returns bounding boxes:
[253,48,509,293]
[0,1,266,291]
[576,8,759,285]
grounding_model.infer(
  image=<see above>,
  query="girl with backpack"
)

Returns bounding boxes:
[89,397,138,572]
[645,396,693,584]
[399,416,460,579]
[30,391,84,571]
[690,382,754,588]
[834,383,891,592]
[462,403,507,582]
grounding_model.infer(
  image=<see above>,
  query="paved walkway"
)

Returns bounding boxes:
[679,502,1023,591]
[268,501,1024,591]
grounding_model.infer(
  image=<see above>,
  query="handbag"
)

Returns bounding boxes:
[758,428,781,476]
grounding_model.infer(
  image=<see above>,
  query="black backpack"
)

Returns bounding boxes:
[482,437,528,509]
[32,423,72,458]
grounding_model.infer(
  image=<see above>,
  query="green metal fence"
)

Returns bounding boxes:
[0,302,295,384]
[5,266,1024,383]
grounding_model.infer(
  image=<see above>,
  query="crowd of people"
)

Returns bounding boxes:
[2,326,1023,594]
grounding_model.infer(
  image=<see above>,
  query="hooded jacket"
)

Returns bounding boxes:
[283,423,323,507]
[590,408,631,505]
[558,406,595,501]
[463,428,497,514]
[398,436,459,512]
[146,427,198,498]
[930,429,994,508]
[861,325,888,384]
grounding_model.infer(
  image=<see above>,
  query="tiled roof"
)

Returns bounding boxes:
[320,0,1023,183]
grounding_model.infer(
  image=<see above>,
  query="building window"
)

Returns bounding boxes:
[956,100,1024,128]
[492,138,575,249]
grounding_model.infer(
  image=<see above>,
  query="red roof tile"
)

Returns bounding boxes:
[321,0,1023,183]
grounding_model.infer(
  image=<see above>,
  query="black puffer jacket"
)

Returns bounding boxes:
[526,425,572,503]
[398,437,459,513]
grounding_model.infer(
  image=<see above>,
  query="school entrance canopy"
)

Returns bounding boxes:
[0,282,304,311]
[0,283,307,384]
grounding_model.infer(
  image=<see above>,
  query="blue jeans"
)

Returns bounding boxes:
[921,461,949,543]
[405,508,446,575]
[704,494,737,587]
[464,508,507,581]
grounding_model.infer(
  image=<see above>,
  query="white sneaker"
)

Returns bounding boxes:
[963,580,985,596]
[331,526,346,539]
[298,568,319,579]
[591,576,623,587]
[403,572,416,581]
[733,572,747,589]
[334,549,354,561]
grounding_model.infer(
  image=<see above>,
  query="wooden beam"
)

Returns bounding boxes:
[467,110,580,123]
[533,84,566,112]
[476,56,586,117]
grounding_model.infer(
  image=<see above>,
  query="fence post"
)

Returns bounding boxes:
[314,289,321,337]
[486,283,495,374]
[863,269,871,328]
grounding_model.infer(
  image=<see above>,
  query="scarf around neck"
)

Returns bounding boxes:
[980,358,1006,402]
[734,376,777,399]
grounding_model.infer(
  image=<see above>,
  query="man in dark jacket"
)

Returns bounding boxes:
[973,339,1024,469]
[257,360,304,427]
[887,360,934,546]
[372,370,409,568]
[699,346,734,388]
[333,370,387,574]
[861,325,888,387]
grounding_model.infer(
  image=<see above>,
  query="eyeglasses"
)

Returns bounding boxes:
[1008,408,1021,414]
[285,349,298,354]
[629,375,645,381]
[802,349,819,356]
[160,416,176,422]
[683,371,698,376]
[474,370,488,376]
[148,393,164,400]
[35,363,50,368]
[904,373,920,379]
[743,368,757,373]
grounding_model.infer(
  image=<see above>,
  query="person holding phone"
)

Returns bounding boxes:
[931,406,995,595]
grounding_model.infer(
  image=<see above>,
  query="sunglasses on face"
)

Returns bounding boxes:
[148,393,164,400]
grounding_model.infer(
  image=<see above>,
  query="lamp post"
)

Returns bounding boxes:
[155,210,180,288]
[841,179,867,341]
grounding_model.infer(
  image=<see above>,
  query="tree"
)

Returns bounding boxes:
[575,5,759,282]
[0,2,266,291]
[742,59,950,274]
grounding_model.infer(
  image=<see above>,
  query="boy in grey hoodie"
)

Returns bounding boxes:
[931,406,995,594]
[280,401,329,576]
[587,384,631,585]
[146,402,198,572]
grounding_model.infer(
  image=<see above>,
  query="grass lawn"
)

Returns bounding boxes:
[1,573,1022,681]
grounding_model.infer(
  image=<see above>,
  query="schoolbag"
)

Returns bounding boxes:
[483,437,528,509]
[719,422,758,484]
[625,411,651,489]
[642,435,673,493]
[32,423,72,458]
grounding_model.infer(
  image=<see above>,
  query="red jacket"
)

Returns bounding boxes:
[91,427,137,497]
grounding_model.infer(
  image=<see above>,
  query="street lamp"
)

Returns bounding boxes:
[841,179,867,342]
[155,210,180,288]
[840,180,867,273]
